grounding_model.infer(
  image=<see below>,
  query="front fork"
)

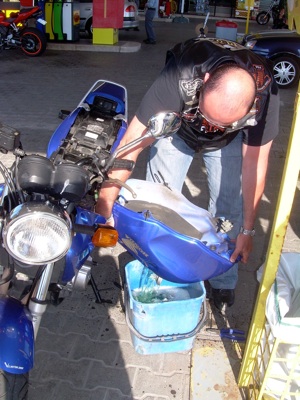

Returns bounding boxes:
[27,263,54,339]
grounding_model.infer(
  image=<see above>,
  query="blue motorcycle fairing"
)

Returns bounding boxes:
[61,207,105,283]
[113,202,234,283]
[0,183,4,199]
[46,81,128,283]
[0,296,34,374]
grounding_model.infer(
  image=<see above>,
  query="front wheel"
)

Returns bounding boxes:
[273,56,300,88]
[20,27,47,57]
[0,371,29,400]
[256,11,270,25]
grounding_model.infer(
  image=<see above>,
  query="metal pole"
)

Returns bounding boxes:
[238,82,300,389]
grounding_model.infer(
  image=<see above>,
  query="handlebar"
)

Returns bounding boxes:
[112,159,135,171]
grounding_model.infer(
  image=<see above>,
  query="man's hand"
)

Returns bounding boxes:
[105,215,115,227]
[229,234,253,263]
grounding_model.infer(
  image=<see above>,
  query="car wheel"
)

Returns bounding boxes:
[273,56,300,89]
[86,18,93,38]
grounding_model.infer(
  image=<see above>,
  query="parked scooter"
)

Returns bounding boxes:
[0,6,47,56]
[256,0,288,28]
[0,80,236,398]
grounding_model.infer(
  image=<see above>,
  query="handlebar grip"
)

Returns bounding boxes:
[73,224,95,235]
[112,159,135,171]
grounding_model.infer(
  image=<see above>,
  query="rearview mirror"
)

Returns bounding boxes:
[147,111,181,139]
[104,111,181,172]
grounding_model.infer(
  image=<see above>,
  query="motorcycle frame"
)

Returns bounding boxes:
[0,80,128,375]
[0,6,46,52]
[47,80,128,283]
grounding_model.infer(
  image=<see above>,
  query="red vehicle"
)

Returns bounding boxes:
[0,6,47,56]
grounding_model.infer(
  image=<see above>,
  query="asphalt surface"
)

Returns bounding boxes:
[0,13,299,400]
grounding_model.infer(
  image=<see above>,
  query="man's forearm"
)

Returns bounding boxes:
[242,141,273,230]
[95,170,133,218]
[95,116,151,218]
[230,141,272,262]
[242,173,265,231]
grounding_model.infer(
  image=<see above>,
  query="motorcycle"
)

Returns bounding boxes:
[256,0,288,28]
[0,6,47,56]
[0,80,236,398]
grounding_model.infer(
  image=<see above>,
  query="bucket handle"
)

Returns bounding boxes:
[124,286,207,342]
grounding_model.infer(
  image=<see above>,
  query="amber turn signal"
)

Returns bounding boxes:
[92,225,118,247]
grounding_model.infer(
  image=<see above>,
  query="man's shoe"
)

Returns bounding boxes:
[212,288,235,310]
[143,39,156,44]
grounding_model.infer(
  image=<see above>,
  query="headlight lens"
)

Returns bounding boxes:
[3,203,72,265]
[244,40,257,50]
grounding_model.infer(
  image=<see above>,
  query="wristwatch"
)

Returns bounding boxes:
[240,227,256,236]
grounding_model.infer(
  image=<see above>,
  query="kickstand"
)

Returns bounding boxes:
[90,274,113,304]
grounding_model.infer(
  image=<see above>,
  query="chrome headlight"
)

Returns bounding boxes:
[3,202,72,265]
[244,40,257,50]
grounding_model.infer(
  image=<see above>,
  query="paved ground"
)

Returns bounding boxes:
[0,14,299,400]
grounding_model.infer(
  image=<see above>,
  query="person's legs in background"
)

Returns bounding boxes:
[146,133,194,188]
[203,134,243,309]
[147,132,243,309]
[144,8,156,44]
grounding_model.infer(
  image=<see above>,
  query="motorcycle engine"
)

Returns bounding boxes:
[51,96,123,166]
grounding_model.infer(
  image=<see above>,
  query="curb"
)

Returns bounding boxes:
[47,39,141,53]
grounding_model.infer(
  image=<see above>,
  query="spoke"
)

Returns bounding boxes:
[274,61,296,85]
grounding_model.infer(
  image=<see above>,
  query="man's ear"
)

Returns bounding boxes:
[204,72,210,82]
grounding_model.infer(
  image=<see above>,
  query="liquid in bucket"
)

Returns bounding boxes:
[132,266,197,304]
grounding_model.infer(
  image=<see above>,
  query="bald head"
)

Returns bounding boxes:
[200,64,257,127]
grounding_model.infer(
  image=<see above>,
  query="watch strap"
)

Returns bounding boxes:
[240,227,255,236]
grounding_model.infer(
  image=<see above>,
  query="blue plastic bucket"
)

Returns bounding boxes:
[125,260,206,354]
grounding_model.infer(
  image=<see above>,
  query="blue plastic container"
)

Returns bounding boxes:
[215,20,238,41]
[125,260,206,355]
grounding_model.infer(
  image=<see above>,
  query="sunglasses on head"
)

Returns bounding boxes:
[197,103,258,132]
[182,106,257,133]
[182,88,258,132]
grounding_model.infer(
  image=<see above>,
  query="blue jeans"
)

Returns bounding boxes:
[145,9,156,42]
[146,133,243,289]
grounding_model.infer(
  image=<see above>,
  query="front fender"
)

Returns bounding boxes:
[0,296,34,374]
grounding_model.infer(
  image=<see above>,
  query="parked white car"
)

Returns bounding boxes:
[79,0,139,37]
